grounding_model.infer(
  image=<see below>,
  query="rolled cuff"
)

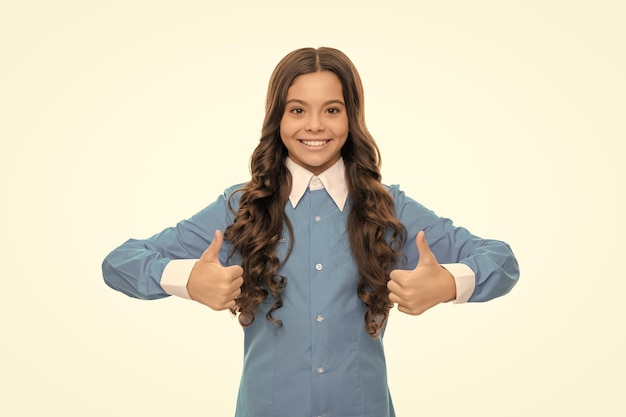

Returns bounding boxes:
[441,263,475,304]
[160,259,197,300]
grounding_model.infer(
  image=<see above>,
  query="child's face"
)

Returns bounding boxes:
[280,71,349,175]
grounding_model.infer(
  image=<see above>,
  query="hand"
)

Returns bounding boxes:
[187,230,244,311]
[388,231,456,315]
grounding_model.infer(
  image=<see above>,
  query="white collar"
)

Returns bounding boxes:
[286,157,348,211]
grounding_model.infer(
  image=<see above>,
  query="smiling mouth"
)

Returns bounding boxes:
[300,140,329,147]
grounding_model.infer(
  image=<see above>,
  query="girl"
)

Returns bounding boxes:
[103,47,519,417]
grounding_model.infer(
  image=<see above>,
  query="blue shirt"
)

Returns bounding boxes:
[102,160,519,417]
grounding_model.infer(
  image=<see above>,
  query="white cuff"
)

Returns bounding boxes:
[160,259,197,300]
[440,263,475,304]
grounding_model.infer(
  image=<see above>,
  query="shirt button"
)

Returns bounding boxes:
[316,315,324,323]
[314,215,321,222]
[316,367,324,374]
[315,263,323,271]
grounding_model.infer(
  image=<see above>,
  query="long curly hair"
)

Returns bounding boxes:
[224,47,406,337]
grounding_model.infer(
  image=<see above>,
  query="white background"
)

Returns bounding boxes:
[1,1,624,415]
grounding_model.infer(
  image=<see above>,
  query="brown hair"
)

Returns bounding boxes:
[224,47,406,337]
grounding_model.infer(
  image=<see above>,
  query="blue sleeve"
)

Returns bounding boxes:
[101,185,243,300]
[390,185,520,302]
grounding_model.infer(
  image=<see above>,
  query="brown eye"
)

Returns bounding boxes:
[290,107,304,114]
[327,107,340,114]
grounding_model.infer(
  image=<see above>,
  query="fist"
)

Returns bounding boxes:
[187,230,244,311]
[388,231,456,315]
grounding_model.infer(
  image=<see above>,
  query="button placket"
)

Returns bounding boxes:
[308,188,337,415]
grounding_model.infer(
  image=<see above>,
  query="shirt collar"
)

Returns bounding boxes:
[286,157,348,211]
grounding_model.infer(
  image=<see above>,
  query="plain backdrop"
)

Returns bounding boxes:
[1,1,624,416]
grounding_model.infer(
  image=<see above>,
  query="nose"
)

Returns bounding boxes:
[305,114,325,132]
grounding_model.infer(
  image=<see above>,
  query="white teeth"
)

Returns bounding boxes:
[301,140,328,147]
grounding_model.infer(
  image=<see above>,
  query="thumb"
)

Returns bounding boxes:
[201,230,224,264]
[415,231,437,267]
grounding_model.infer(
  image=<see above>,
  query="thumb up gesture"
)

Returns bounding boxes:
[388,231,456,315]
[187,230,244,311]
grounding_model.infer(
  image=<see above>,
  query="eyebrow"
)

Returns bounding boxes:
[285,98,346,106]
